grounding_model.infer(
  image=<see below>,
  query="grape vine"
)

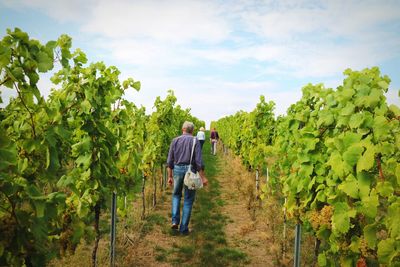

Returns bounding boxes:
[215,67,400,266]
[0,28,204,266]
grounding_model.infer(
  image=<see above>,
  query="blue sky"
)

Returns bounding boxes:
[1,0,399,126]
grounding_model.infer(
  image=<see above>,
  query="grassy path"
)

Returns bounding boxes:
[118,137,253,266]
[116,135,287,267]
[183,139,250,266]
[50,136,279,266]
[153,138,249,266]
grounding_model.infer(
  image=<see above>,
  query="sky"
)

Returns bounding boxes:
[1,0,399,127]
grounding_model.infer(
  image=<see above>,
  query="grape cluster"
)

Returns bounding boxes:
[309,210,320,230]
[359,236,373,258]
[319,205,333,228]
[309,205,333,230]
[376,229,388,240]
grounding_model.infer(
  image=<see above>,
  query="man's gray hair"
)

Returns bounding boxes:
[182,121,194,133]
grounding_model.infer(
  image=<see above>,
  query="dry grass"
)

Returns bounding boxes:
[216,150,275,266]
[217,147,315,267]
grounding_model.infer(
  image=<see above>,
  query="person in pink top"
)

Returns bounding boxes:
[210,128,219,155]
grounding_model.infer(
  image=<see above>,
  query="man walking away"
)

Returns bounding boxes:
[167,121,208,235]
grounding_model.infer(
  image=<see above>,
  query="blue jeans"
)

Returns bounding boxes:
[199,140,205,150]
[172,165,196,233]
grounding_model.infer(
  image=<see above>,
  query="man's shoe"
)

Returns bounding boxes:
[180,230,190,235]
[171,224,179,230]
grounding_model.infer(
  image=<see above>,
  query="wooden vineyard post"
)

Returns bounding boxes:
[256,169,260,193]
[110,192,117,267]
[160,164,164,192]
[141,174,146,220]
[152,169,157,207]
[282,197,287,259]
[163,165,167,190]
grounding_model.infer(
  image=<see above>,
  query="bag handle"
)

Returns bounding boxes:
[189,137,196,167]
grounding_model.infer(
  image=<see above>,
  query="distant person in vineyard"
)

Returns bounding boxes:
[210,127,219,155]
[167,121,208,235]
[196,126,206,149]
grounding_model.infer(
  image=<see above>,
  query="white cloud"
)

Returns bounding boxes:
[277,41,395,77]
[82,0,230,44]
[238,0,400,41]
[95,38,197,68]
[86,0,400,79]
[233,0,400,77]
[189,44,284,64]
[1,0,96,22]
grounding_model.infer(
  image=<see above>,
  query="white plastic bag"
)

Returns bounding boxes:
[183,137,203,190]
[184,169,203,190]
